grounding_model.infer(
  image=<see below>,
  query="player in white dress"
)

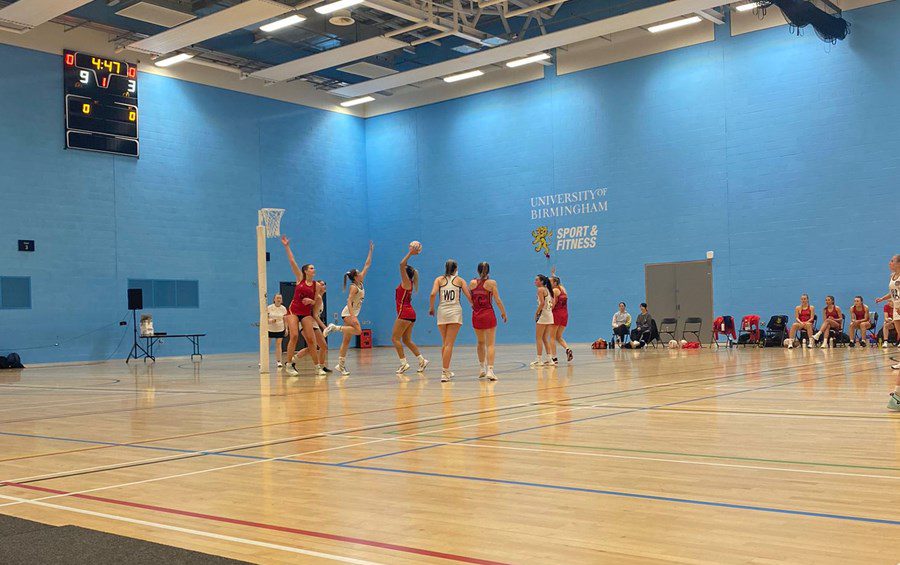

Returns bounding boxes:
[874,254,900,409]
[324,242,374,376]
[429,259,473,382]
[531,274,556,367]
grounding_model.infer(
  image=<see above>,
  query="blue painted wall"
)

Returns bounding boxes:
[4,0,899,362]
[0,43,367,362]
[364,1,900,346]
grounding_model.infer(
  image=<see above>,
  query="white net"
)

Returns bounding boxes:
[258,208,285,238]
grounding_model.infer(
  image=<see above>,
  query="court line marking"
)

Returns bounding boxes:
[335,361,881,465]
[0,354,807,474]
[331,433,900,481]
[556,405,895,421]
[0,392,199,414]
[0,492,384,565]
[0,485,511,565]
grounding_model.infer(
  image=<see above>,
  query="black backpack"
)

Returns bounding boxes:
[0,353,24,369]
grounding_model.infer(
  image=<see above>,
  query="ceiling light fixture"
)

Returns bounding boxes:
[259,14,305,32]
[647,15,702,33]
[506,52,551,67]
[734,2,761,11]
[315,0,364,15]
[340,96,376,107]
[443,69,484,83]
[154,53,194,67]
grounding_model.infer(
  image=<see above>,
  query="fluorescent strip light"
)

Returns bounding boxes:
[734,2,760,11]
[506,52,551,68]
[260,14,305,32]
[340,96,375,107]
[443,69,484,83]
[315,0,364,15]
[647,15,702,32]
[155,53,193,67]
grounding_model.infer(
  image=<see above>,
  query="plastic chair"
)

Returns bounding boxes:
[683,317,703,345]
[659,318,678,343]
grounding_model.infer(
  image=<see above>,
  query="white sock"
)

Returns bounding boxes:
[399,357,407,365]
[417,355,425,362]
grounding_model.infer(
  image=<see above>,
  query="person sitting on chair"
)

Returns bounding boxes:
[631,303,652,343]
[788,294,815,349]
[847,296,871,347]
[611,302,632,346]
[884,302,896,347]
[813,295,843,348]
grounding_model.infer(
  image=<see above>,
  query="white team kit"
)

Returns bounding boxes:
[891,273,900,310]
[437,276,463,325]
[341,282,365,318]
[536,291,554,325]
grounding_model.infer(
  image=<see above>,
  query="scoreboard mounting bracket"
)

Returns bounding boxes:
[63,50,139,158]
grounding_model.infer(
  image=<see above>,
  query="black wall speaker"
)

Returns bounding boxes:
[127,288,143,310]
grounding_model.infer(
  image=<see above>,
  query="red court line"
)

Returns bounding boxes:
[3,482,512,565]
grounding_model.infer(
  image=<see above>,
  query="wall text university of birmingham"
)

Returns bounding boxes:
[530,189,608,219]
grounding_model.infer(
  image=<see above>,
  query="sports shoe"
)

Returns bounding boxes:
[820,341,827,349]
[321,365,333,373]
[486,368,497,381]
[861,341,867,348]
[892,363,900,370]
[882,341,889,349]
[888,393,900,411]
[566,348,574,362]
[276,361,284,368]
[396,361,410,374]
[478,367,487,379]
[545,358,558,366]
[285,364,299,376]
[812,332,822,342]
[417,358,429,372]
[315,365,327,376]
[440,371,454,382]
[323,324,337,337]
[787,341,794,349]
[529,358,543,367]
[335,363,350,376]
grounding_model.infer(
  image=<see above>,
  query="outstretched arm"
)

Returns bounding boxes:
[399,249,414,288]
[876,293,891,303]
[359,241,375,281]
[281,236,302,281]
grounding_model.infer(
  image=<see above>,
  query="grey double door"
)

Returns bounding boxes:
[644,260,713,339]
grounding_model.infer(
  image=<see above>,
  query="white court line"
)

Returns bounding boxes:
[560,405,892,421]
[0,392,198,414]
[333,433,900,481]
[0,492,383,565]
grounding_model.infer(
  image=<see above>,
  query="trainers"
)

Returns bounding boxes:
[478,367,487,379]
[888,393,900,411]
[529,358,543,367]
[315,365,327,376]
[486,368,497,382]
[396,361,410,374]
[883,341,889,349]
[892,363,900,370]
[285,363,299,376]
[321,365,333,373]
[545,358,558,366]
[787,341,794,349]
[861,341,867,348]
[335,363,350,376]
[820,341,828,349]
[566,348,574,362]
[276,361,284,368]
[440,371,454,382]
[417,358,429,372]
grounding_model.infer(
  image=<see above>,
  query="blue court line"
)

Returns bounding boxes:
[3,428,900,528]
[335,366,871,466]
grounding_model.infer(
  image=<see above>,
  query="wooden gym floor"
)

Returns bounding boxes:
[0,344,898,564]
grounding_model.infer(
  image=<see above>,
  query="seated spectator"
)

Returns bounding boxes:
[813,295,843,348]
[884,302,897,348]
[631,303,653,342]
[847,296,871,347]
[788,294,815,349]
[611,302,632,346]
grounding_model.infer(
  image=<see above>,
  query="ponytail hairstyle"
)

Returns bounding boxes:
[343,268,359,291]
[444,259,458,277]
[825,294,835,304]
[405,265,419,292]
[536,274,553,295]
[854,295,863,303]
[550,275,560,287]
[300,264,313,281]
[477,262,490,280]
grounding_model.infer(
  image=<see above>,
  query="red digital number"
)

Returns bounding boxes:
[127,67,136,79]
[65,53,75,66]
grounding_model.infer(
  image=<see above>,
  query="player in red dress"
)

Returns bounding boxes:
[550,269,573,363]
[391,243,428,375]
[281,235,327,377]
[469,262,507,381]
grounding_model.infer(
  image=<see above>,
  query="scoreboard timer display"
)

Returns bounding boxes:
[64,50,139,157]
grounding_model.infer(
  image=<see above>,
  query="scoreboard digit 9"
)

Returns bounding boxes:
[64,50,139,157]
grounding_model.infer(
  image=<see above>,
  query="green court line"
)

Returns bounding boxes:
[392,434,900,473]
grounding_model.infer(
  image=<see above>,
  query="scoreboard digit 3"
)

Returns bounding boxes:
[64,50,139,157]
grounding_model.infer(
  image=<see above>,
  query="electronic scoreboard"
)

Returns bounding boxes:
[63,50,139,157]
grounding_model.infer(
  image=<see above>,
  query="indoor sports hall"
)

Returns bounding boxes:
[1,0,898,563]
